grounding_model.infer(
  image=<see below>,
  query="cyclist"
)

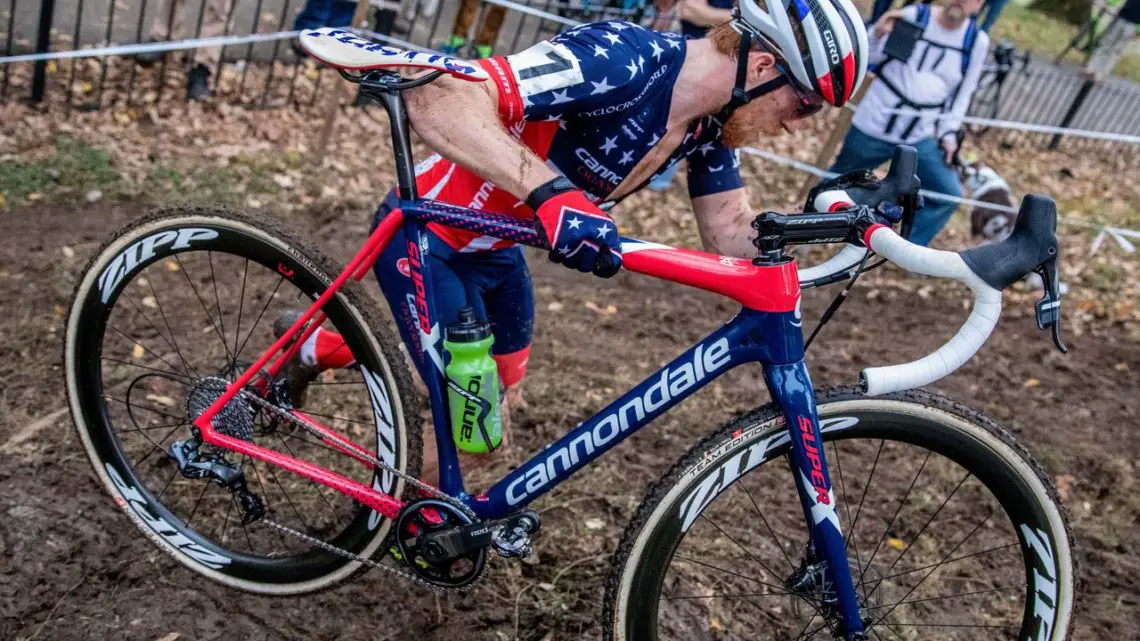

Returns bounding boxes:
[285,0,870,482]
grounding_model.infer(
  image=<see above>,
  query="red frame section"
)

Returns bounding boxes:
[191,209,801,521]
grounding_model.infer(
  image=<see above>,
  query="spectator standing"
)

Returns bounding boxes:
[135,0,235,100]
[1086,0,1140,80]
[977,0,1008,32]
[441,0,508,59]
[828,0,990,246]
[293,0,357,31]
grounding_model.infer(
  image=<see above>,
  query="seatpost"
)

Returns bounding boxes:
[375,91,419,201]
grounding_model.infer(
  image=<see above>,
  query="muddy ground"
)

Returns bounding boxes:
[0,200,1136,641]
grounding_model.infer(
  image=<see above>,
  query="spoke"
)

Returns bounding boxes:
[154,465,181,502]
[672,555,790,594]
[100,357,194,383]
[792,611,819,641]
[858,449,932,590]
[108,325,189,379]
[134,423,190,467]
[666,590,797,600]
[114,420,192,435]
[234,276,285,362]
[877,542,1017,583]
[274,432,340,518]
[242,456,292,550]
[830,439,868,602]
[216,493,236,543]
[697,514,825,619]
[207,251,234,367]
[174,254,233,366]
[888,622,1019,629]
[183,481,212,530]
[146,276,202,378]
[847,439,884,551]
[118,291,198,379]
[232,259,249,364]
[102,394,184,421]
[864,584,1022,611]
[869,509,996,631]
[262,461,314,534]
[879,470,970,579]
[736,481,797,571]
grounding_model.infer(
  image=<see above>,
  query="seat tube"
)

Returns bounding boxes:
[760,313,864,638]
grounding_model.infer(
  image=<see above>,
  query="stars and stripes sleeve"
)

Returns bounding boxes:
[686,138,744,198]
[497,21,685,122]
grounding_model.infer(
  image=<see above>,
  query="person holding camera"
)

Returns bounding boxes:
[829,0,989,246]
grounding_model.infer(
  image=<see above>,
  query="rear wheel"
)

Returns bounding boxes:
[605,388,1075,641]
[65,204,421,595]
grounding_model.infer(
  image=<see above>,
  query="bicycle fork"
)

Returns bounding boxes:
[763,359,866,640]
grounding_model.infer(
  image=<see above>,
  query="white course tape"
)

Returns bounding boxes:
[0,31,302,65]
[481,0,584,27]
[847,103,1140,145]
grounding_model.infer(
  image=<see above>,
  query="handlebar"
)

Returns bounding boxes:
[858,194,1065,396]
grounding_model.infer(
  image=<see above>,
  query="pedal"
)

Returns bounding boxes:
[419,509,541,562]
[1033,258,1067,353]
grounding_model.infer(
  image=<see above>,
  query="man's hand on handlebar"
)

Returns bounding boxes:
[528,177,623,278]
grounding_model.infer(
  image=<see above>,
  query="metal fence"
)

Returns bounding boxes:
[2,0,1140,156]
[0,0,651,110]
[967,55,1140,155]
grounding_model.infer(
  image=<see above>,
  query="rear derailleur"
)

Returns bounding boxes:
[168,436,264,525]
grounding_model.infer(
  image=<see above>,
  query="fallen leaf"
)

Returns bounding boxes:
[709,616,724,631]
[1114,362,1129,372]
[0,194,6,206]
[584,518,605,530]
[145,394,176,407]
[27,192,43,201]
[584,301,617,315]
[1055,474,1075,502]
[61,246,75,259]
[886,537,905,550]
[537,582,555,591]
[154,633,181,641]
[272,173,295,190]
[547,301,564,312]
[86,189,103,203]
[142,296,157,309]
[1023,378,1041,388]
[53,304,66,318]
[132,343,145,359]
[165,260,179,272]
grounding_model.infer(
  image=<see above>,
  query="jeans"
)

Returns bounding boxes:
[978,0,1009,32]
[293,0,356,30]
[828,126,962,247]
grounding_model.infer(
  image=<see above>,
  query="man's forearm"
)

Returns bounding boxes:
[404,75,558,200]
[691,191,758,258]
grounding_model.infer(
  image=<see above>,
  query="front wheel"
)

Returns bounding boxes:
[605,388,1075,641]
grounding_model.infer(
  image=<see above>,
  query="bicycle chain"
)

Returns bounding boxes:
[194,376,487,591]
[258,517,485,593]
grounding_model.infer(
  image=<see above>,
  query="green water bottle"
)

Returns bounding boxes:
[444,307,502,454]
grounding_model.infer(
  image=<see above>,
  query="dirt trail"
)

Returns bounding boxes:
[0,202,1136,641]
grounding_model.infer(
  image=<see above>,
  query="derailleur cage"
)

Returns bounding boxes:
[168,438,264,524]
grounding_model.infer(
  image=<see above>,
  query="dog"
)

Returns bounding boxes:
[960,161,1016,245]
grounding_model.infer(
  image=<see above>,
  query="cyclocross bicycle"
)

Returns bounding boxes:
[65,30,1075,641]
[967,41,1031,137]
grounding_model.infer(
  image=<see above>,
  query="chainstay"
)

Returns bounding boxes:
[199,375,477,521]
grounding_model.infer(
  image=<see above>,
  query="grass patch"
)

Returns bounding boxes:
[0,139,121,202]
[989,4,1140,83]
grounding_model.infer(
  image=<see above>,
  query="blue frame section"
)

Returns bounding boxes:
[398,199,865,637]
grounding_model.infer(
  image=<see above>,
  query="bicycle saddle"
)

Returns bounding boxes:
[298,28,489,82]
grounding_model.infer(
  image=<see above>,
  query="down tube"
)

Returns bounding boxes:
[474,309,779,519]
[763,359,865,637]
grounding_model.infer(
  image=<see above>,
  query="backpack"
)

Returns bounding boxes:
[911,3,979,76]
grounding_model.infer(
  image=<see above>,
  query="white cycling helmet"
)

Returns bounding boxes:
[736,0,869,107]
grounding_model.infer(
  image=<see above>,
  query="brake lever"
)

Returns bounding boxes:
[1034,257,1067,353]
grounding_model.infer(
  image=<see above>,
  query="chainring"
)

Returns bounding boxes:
[394,499,487,588]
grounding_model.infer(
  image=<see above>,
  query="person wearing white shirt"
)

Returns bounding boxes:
[828,0,989,246]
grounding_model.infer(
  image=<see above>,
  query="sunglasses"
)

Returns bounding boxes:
[776,63,825,119]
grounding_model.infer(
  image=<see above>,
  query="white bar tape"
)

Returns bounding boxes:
[798,244,867,283]
[860,226,1002,396]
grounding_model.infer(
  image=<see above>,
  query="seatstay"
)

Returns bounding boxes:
[299,28,489,82]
